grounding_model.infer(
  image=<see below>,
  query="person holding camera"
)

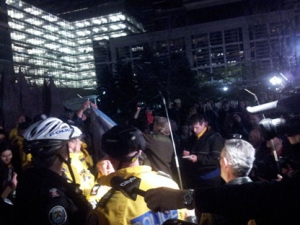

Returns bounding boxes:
[133,102,154,134]
[71,100,98,158]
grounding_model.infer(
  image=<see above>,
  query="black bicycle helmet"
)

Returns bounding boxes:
[102,125,146,161]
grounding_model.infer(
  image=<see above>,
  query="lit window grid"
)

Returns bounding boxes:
[192,28,244,70]
[98,9,298,86]
[248,20,299,69]
[6,0,144,89]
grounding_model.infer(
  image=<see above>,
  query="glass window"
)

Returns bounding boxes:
[131,45,144,58]
[192,33,209,48]
[253,40,270,58]
[224,28,242,44]
[225,44,243,64]
[210,31,223,46]
[249,24,268,40]
[211,47,224,65]
[193,48,210,67]
[156,41,168,54]
[116,46,130,59]
[169,38,185,53]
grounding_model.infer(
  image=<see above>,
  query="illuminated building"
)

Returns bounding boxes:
[3,0,144,89]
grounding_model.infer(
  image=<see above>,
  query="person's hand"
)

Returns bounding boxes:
[182,150,197,163]
[89,102,98,109]
[276,174,283,182]
[11,172,18,189]
[188,154,197,163]
[144,187,186,213]
[183,150,190,156]
[96,159,115,176]
[287,134,300,144]
[80,100,90,111]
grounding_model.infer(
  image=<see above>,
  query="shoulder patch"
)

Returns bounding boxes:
[49,205,67,225]
[49,188,60,198]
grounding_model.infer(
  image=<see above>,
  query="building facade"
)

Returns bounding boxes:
[3,0,144,89]
[106,5,300,90]
[1,0,300,90]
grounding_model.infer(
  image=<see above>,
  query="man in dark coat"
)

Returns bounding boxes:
[182,114,224,189]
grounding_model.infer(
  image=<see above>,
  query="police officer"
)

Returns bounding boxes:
[13,117,92,225]
[87,125,188,225]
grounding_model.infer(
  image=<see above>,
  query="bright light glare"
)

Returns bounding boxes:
[223,87,228,91]
[270,76,282,85]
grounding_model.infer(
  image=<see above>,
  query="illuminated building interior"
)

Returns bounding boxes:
[6,0,144,88]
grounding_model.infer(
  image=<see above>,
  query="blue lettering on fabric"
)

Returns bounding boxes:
[131,210,178,225]
[49,128,72,137]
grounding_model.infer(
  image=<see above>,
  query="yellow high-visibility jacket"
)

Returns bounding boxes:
[86,165,186,225]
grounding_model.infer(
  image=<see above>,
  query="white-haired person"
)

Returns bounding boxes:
[199,138,256,225]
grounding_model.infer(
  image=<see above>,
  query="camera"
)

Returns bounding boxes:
[259,117,300,140]
[246,92,300,140]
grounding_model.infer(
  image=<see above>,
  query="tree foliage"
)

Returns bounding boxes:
[98,45,200,114]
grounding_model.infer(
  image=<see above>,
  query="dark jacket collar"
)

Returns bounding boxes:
[227,176,252,185]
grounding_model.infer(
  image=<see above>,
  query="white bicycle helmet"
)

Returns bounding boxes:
[70,125,83,139]
[23,117,74,158]
[24,117,73,141]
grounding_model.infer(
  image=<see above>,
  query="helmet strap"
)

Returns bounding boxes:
[123,151,140,163]
[116,151,141,170]
[57,143,77,184]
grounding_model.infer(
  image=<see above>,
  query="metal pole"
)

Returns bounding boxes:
[159,91,183,189]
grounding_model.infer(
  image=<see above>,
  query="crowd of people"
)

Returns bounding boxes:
[0,92,299,225]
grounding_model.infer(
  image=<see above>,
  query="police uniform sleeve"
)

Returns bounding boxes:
[45,186,92,225]
[45,187,72,225]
